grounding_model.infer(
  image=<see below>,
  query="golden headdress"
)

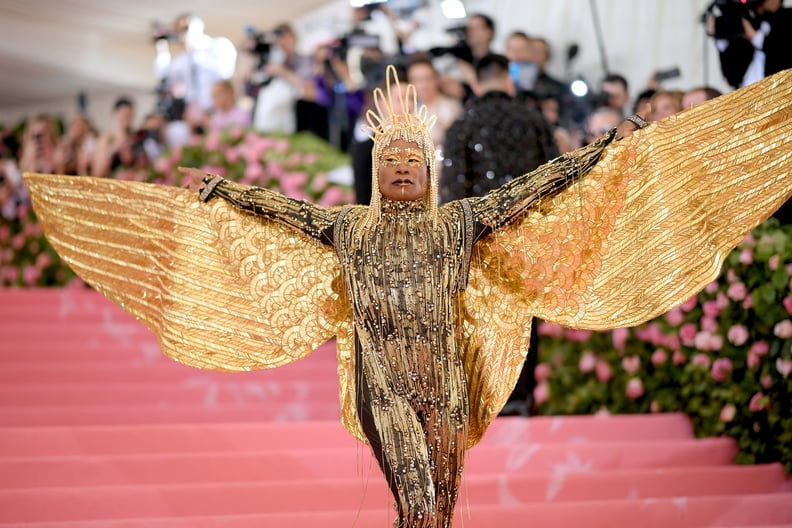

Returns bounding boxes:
[363,65,438,225]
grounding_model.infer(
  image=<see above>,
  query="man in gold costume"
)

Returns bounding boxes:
[24,67,792,527]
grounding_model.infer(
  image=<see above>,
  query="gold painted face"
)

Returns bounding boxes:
[377,139,429,201]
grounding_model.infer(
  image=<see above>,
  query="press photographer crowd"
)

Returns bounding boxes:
[1,0,790,223]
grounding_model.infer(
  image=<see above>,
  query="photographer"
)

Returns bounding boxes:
[153,14,237,117]
[248,23,314,135]
[19,115,58,174]
[707,0,792,88]
[92,98,146,178]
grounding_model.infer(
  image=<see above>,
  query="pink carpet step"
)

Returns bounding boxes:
[2,456,787,499]
[0,360,338,384]
[0,381,340,406]
[0,414,696,457]
[1,493,790,527]
[0,439,742,484]
[0,402,343,426]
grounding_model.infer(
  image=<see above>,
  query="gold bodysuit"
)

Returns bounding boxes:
[23,69,792,528]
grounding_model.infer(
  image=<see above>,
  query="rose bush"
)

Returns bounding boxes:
[1,129,353,287]
[536,219,792,472]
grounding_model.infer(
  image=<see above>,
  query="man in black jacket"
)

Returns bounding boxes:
[440,54,558,202]
[440,53,559,415]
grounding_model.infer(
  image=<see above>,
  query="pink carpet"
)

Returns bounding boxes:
[1,288,790,527]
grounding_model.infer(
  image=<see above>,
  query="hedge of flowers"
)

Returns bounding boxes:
[1,128,353,287]
[535,219,792,472]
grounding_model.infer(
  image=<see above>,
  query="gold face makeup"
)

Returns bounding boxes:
[380,147,427,168]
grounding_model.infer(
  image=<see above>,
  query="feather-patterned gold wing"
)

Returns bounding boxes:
[479,68,792,331]
[24,175,347,371]
[460,69,792,444]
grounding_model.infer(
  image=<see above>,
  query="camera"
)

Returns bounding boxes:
[150,19,178,43]
[704,0,762,39]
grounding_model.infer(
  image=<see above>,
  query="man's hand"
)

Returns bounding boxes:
[742,18,757,41]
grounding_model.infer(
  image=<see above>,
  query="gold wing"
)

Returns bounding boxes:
[24,175,347,371]
[461,69,792,444]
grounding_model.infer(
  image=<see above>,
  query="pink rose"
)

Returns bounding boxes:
[774,320,792,339]
[579,351,597,373]
[0,225,10,243]
[748,392,768,412]
[680,323,697,346]
[727,282,747,302]
[705,281,719,294]
[787,263,792,275]
[695,331,722,351]
[747,351,761,369]
[2,266,19,284]
[16,204,29,219]
[11,234,25,251]
[612,327,629,353]
[738,249,754,265]
[204,130,221,151]
[726,269,738,283]
[318,187,346,207]
[35,252,52,269]
[703,300,721,318]
[622,355,641,375]
[680,296,698,312]
[22,264,40,286]
[538,322,563,339]
[672,350,687,365]
[742,295,753,310]
[741,233,755,247]
[665,308,685,327]
[717,291,731,309]
[701,316,718,333]
[243,162,265,184]
[777,358,792,379]
[783,297,792,316]
[595,360,612,382]
[533,382,550,405]
[692,353,712,368]
[566,329,593,342]
[662,334,681,351]
[720,403,736,423]
[595,407,610,416]
[651,348,668,366]
[272,138,289,153]
[650,400,660,413]
[711,358,733,382]
[535,363,552,382]
[768,254,780,271]
[750,341,770,357]
[625,378,644,400]
[311,173,328,191]
[645,323,664,346]
[727,324,749,346]
[761,374,773,388]
[224,146,241,164]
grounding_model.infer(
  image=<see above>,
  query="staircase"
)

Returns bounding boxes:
[1,288,790,527]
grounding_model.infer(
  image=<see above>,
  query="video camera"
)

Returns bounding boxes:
[244,25,289,69]
[150,19,179,43]
[704,0,762,39]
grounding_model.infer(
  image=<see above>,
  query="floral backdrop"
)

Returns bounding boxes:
[536,219,792,472]
[2,127,790,472]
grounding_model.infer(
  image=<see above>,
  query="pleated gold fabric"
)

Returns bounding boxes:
[23,176,349,371]
[458,70,792,440]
